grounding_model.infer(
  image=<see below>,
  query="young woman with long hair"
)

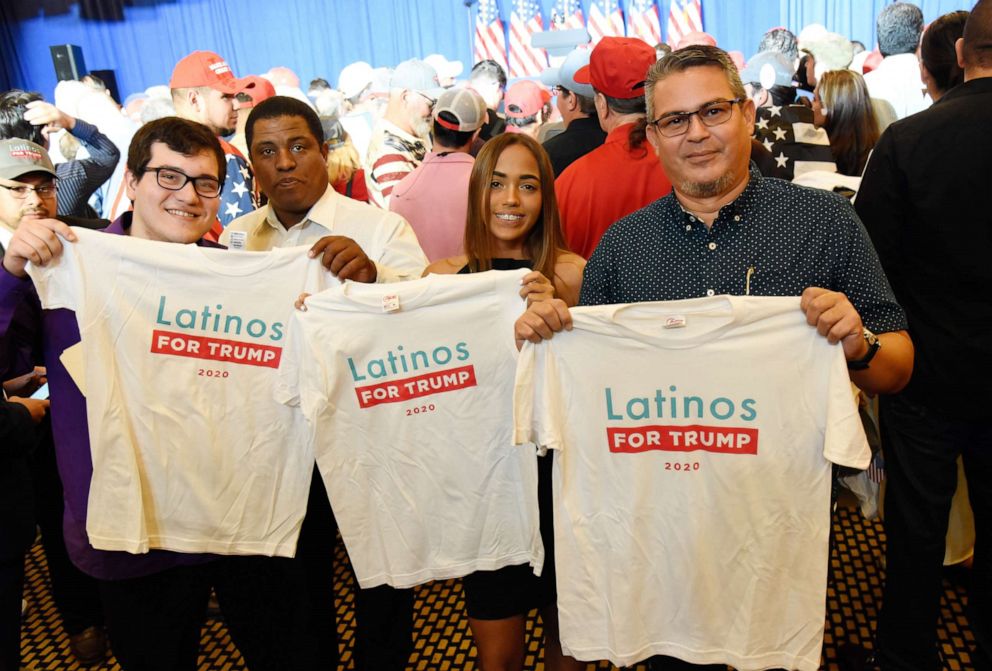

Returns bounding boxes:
[425,132,584,671]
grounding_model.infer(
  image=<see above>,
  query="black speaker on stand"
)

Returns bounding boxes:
[50,45,88,81]
[89,69,121,103]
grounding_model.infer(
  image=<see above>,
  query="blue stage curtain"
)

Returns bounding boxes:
[1,0,478,99]
[780,0,974,49]
[0,0,977,99]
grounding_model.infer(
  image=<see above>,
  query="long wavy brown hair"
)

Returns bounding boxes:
[464,133,568,281]
[818,69,880,177]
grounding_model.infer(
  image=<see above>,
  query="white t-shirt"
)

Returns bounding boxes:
[277,269,543,588]
[513,295,869,670]
[27,227,329,556]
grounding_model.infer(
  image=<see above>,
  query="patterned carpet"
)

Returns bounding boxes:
[18,505,976,670]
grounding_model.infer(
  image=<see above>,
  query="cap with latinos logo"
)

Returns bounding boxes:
[170,50,252,95]
[0,139,56,181]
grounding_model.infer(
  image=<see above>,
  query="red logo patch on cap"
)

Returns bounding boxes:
[9,148,43,162]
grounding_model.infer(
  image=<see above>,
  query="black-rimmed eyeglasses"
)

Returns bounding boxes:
[0,181,57,199]
[144,166,222,198]
[647,98,743,137]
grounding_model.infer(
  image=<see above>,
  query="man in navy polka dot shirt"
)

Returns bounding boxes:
[516,45,913,398]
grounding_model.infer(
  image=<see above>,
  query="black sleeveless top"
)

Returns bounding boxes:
[456,258,531,274]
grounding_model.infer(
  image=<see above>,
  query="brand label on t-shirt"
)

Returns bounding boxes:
[227,230,247,250]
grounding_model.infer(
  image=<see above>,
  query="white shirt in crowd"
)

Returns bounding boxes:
[863,52,932,121]
[27,228,330,556]
[277,269,543,588]
[513,295,870,670]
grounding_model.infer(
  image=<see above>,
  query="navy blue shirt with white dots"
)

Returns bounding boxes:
[579,166,908,334]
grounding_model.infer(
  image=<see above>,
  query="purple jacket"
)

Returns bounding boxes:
[0,213,221,579]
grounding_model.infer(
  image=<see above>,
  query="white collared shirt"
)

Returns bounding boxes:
[221,185,427,283]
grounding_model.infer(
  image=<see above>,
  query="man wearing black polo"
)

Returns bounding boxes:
[855,3,992,669]
[541,48,607,176]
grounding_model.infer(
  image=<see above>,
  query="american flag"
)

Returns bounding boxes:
[552,0,585,30]
[587,0,625,43]
[666,0,703,48]
[217,139,256,228]
[474,0,508,72]
[509,0,547,78]
[626,0,661,46]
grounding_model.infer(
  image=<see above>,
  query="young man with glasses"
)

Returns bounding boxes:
[514,45,913,671]
[553,37,673,259]
[364,58,445,209]
[0,118,317,671]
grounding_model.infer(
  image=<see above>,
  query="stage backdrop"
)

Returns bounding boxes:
[0,0,974,100]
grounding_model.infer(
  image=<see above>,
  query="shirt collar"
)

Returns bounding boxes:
[262,185,338,235]
[666,163,764,224]
[379,119,428,148]
[0,224,13,250]
[605,121,640,144]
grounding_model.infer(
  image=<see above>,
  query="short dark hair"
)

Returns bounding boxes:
[0,90,45,145]
[558,87,597,116]
[127,116,226,184]
[921,10,969,93]
[962,0,992,69]
[758,28,799,62]
[600,91,648,154]
[432,112,476,149]
[308,78,332,92]
[470,59,508,89]
[877,2,924,57]
[752,83,798,107]
[246,96,324,157]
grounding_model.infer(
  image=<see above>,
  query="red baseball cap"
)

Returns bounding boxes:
[504,80,552,119]
[574,37,656,100]
[170,50,250,95]
[237,75,276,108]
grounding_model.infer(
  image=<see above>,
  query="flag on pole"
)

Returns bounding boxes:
[666,0,703,48]
[626,0,662,46]
[508,0,548,78]
[474,0,508,71]
[551,0,585,30]
[587,0,625,42]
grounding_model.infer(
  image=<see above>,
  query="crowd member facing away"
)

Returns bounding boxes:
[919,10,970,101]
[813,69,880,176]
[855,2,992,668]
[390,87,487,262]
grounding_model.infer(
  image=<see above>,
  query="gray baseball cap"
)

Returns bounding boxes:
[0,139,57,181]
[541,47,595,98]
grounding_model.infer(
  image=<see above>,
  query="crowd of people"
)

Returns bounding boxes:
[0,1,989,670]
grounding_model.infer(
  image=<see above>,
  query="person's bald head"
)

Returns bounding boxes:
[960,0,992,75]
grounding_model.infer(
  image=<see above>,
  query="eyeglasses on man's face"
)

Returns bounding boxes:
[145,166,222,198]
[647,98,744,138]
[0,180,57,200]
[414,91,436,110]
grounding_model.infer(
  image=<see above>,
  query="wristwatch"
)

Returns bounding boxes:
[847,328,881,370]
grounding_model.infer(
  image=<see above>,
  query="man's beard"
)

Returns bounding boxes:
[410,116,431,140]
[677,170,736,199]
